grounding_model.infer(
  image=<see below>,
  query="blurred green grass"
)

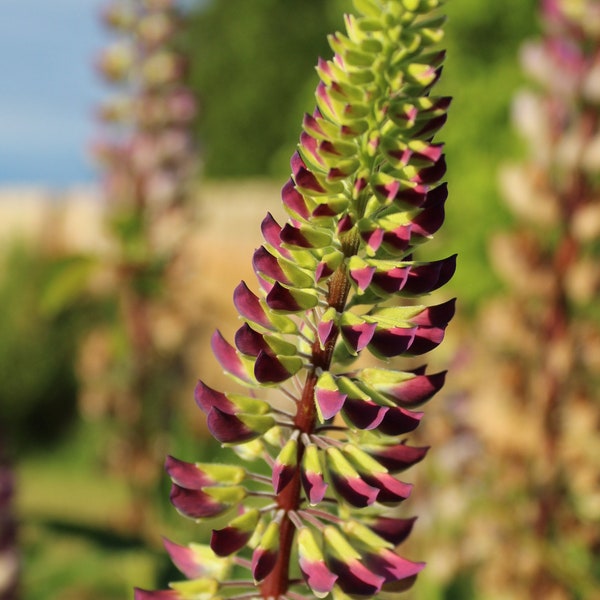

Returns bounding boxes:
[17,422,162,599]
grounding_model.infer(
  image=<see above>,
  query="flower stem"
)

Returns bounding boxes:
[260,235,358,598]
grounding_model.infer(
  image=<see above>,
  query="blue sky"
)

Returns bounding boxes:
[0,0,106,187]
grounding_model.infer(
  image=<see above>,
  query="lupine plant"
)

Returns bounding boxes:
[137,0,454,597]
[471,0,600,596]
[92,0,198,532]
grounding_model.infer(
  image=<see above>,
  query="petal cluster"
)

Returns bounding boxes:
[145,0,453,598]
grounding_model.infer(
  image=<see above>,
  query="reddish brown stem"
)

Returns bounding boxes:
[260,246,356,598]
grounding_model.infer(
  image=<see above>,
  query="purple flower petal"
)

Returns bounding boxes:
[329,472,379,508]
[169,484,227,519]
[350,265,375,291]
[301,470,328,505]
[211,330,250,382]
[210,525,252,557]
[210,510,260,557]
[280,223,314,248]
[337,213,354,234]
[342,398,388,430]
[360,472,412,504]
[272,461,297,494]
[382,225,412,253]
[254,350,296,384]
[327,558,385,596]
[365,549,425,584]
[233,281,272,330]
[300,557,338,596]
[317,318,335,347]
[266,282,304,311]
[194,380,235,414]
[367,444,429,472]
[253,246,290,285]
[376,406,423,436]
[272,436,299,493]
[301,444,328,504]
[374,179,400,202]
[234,323,268,357]
[361,228,384,252]
[407,324,447,355]
[380,371,447,408]
[408,300,457,356]
[316,81,337,122]
[317,56,334,81]
[315,388,347,420]
[368,326,417,358]
[162,538,205,578]
[412,142,444,165]
[411,182,447,238]
[315,260,334,282]
[402,255,456,294]
[340,321,377,352]
[411,299,456,327]
[371,267,410,294]
[281,179,311,221]
[313,202,341,217]
[412,155,446,184]
[207,407,260,444]
[300,131,325,167]
[165,456,214,489]
[261,212,291,258]
[303,110,327,139]
[368,516,418,545]
[252,546,278,583]
[394,187,427,207]
[292,152,327,194]
[414,113,447,138]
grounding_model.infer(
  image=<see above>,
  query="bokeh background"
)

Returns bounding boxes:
[1,0,598,599]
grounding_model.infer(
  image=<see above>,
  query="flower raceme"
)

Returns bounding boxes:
[136,0,454,598]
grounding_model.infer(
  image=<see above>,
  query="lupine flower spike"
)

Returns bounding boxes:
[136,0,453,597]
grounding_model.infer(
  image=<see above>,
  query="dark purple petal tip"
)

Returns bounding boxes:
[207,407,257,444]
[211,525,253,557]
